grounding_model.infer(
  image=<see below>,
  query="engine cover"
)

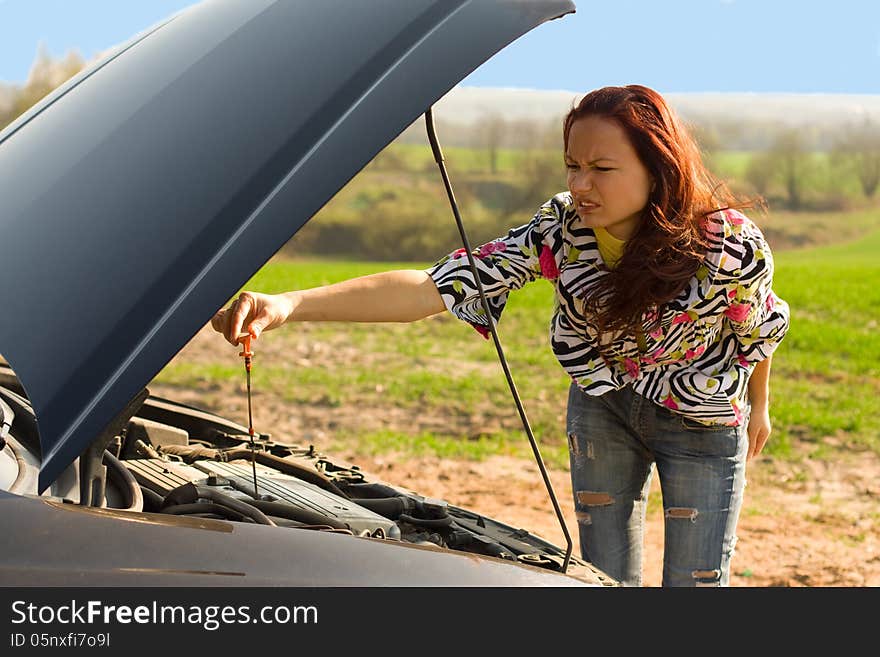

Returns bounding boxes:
[124,458,400,538]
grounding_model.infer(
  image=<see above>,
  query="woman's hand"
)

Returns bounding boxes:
[745,356,773,461]
[211,291,294,345]
[746,402,771,461]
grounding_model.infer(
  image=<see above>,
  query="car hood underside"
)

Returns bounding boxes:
[0,0,575,490]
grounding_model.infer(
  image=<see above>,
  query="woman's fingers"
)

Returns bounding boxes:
[211,291,286,345]
[210,308,237,345]
[746,409,772,461]
[210,309,226,334]
[209,293,255,345]
[228,293,254,344]
[754,427,770,458]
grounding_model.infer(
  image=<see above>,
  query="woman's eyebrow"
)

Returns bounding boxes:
[564,154,618,164]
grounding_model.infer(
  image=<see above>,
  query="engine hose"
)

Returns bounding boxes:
[161,482,275,526]
[5,439,29,494]
[446,531,512,560]
[162,502,250,522]
[133,439,161,459]
[479,542,512,560]
[103,450,143,512]
[160,444,349,499]
[247,499,349,530]
[140,486,165,512]
[398,513,453,529]
[350,496,415,519]
[341,482,404,499]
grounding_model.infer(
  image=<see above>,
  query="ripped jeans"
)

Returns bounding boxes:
[566,383,748,587]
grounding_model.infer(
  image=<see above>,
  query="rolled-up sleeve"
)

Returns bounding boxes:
[425,200,560,338]
[724,218,791,363]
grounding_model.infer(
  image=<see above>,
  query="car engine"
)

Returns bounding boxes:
[0,371,613,585]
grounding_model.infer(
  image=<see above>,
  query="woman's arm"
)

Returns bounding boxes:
[746,355,773,461]
[211,269,446,345]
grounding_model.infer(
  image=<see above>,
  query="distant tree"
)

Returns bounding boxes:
[497,150,565,218]
[478,113,506,174]
[744,151,777,198]
[0,85,15,130]
[369,145,407,171]
[766,128,813,210]
[689,121,721,172]
[1,45,85,130]
[505,117,539,150]
[831,119,880,199]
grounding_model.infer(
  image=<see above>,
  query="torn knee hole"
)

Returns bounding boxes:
[575,511,592,525]
[665,507,698,521]
[567,433,595,459]
[692,569,721,586]
[576,491,614,506]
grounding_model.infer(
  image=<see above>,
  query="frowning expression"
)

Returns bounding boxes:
[565,115,653,240]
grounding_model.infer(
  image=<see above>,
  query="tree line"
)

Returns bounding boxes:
[4,50,879,261]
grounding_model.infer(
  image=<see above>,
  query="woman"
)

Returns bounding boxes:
[211,85,790,587]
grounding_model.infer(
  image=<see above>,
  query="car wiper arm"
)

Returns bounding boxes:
[424,107,573,574]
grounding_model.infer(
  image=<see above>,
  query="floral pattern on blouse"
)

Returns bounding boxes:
[425,192,791,427]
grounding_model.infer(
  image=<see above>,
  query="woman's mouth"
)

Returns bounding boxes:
[577,201,600,213]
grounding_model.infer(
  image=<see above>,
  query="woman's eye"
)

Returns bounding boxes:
[595,166,613,172]
[565,162,578,170]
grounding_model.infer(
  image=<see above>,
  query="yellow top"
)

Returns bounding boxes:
[594,227,646,349]
[594,226,627,270]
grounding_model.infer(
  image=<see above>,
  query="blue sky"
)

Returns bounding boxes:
[1,0,878,94]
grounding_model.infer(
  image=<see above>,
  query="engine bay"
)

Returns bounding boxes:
[0,370,612,585]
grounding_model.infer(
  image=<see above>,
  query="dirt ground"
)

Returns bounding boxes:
[349,451,880,587]
[154,326,880,587]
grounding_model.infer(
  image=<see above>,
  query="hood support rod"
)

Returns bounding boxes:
[424,108,572,573]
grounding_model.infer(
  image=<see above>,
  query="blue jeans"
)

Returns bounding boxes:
[566,383,748,587]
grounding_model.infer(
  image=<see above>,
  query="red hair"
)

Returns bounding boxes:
[563,85,749,337]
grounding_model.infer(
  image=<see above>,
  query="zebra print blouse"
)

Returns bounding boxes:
[425,192,791,426]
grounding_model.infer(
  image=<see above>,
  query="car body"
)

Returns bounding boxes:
[0,0,616,586]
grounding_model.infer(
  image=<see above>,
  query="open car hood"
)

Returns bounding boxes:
[0,0,575,491]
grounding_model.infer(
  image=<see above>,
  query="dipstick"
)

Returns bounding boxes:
[239,334,259,498]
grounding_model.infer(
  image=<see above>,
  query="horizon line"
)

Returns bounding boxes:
[455,85,880,97]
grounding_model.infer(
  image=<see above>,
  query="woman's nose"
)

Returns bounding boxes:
[569,170,594,193]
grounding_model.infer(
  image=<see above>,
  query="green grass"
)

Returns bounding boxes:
[769,229,880,455]
[710,150,754,180]
[325,429,538,461]
[380,142,550,174]
[755,208,880,249]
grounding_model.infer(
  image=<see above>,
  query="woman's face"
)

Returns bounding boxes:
[565,115,653,240]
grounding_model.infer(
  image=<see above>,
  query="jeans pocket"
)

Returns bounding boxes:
[677,413,729,432]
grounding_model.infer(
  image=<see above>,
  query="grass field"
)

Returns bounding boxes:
[156,217,880,466]
[769,229,880,457]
